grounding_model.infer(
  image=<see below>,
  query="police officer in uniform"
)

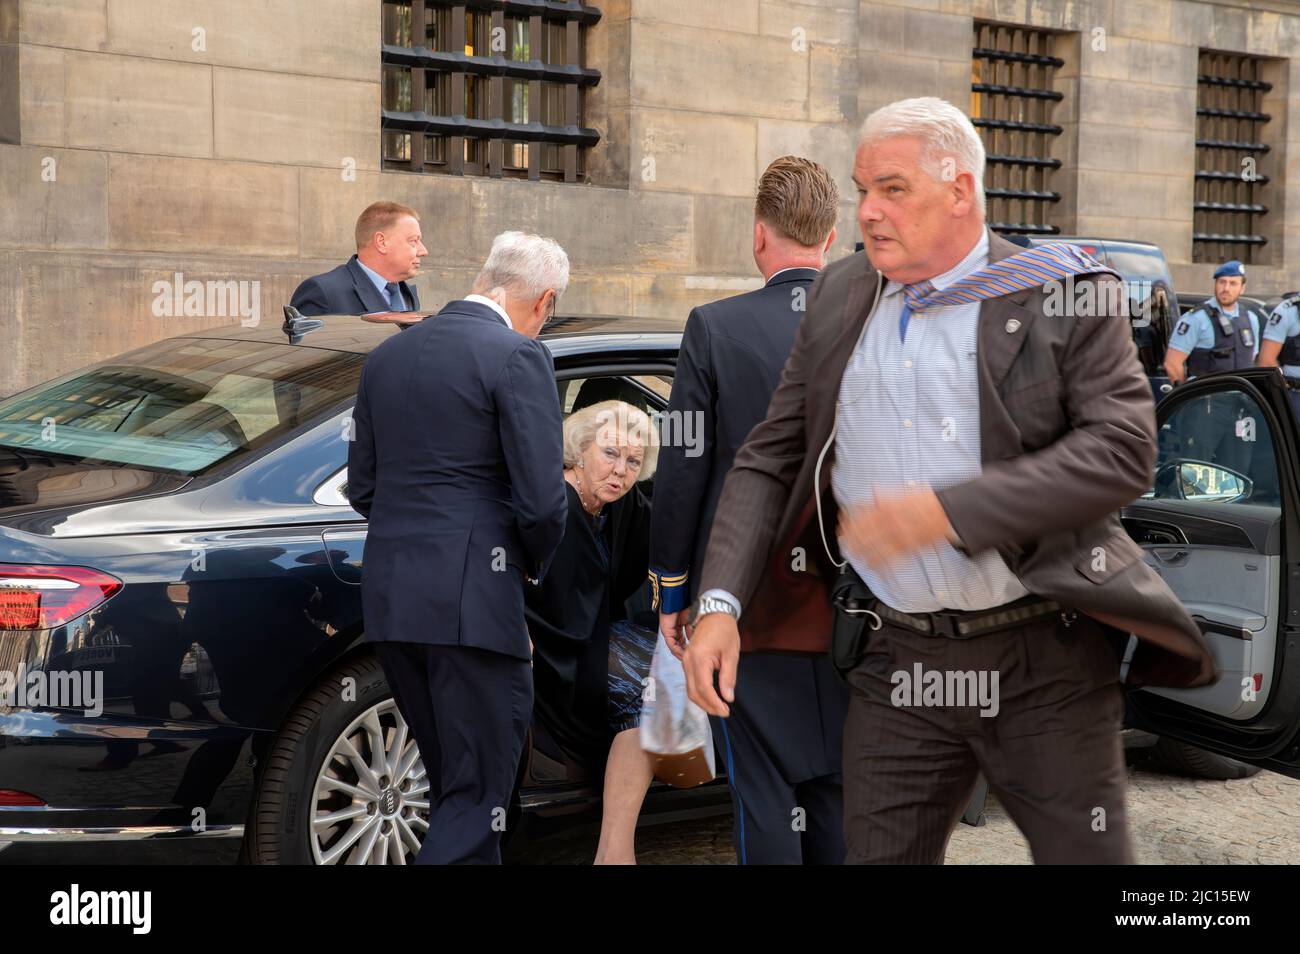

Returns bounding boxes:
[1258,290,1300,380]
[1162,260,1265,476]
[1164,260,1263,383]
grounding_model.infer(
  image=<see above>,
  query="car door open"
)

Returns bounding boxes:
[1123,368,1300,778]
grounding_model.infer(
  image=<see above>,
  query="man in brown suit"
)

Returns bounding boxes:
[682,97,1216,864]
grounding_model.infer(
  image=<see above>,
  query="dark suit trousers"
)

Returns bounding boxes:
[842,612,1131,864]
[375,642,532,865]
[712,652,849,864]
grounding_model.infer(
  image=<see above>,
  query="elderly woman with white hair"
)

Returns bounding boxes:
[524,398,661,864]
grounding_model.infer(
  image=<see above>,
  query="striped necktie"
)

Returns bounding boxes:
[896,242,1114,340]
[899,280,934,340]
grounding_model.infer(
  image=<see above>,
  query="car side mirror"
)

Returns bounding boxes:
[1151,459,1252,502]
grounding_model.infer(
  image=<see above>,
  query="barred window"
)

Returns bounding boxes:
[380,1,601,181]
[1194,52,1271,265]
[970,24,1064,236]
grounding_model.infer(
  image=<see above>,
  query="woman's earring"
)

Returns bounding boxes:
[577,461,584,469]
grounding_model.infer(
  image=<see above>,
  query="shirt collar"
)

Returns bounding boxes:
[767,265,819,283]
[354,257,393,296]
[882,230,989,298]
[465,293,514,329]
[1205,297,1238,317]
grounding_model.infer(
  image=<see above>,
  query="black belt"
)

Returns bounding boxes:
[867,595,1064,640]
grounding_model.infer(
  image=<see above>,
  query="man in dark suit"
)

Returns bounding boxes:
[684,97,1216,864]
[649,156,845,864]
[347,230,570,864]
[292,201,428,315]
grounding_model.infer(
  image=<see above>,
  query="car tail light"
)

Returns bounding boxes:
[0,565,122,630]
[0,790,45,807]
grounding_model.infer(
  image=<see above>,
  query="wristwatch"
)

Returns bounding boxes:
[689,594,740,626]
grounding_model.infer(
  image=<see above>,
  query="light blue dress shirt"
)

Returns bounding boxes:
[829,231,1027,613]
[1168,299,1259,359]
[1262,298,1300,378]
[356,258,405,311]
[699,231,1027,619]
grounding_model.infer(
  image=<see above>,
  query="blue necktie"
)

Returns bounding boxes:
[384,281,405,311]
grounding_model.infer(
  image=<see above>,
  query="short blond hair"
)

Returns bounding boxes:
[354,201,419,250]
[563,400,658,481]
[754,156,840,247]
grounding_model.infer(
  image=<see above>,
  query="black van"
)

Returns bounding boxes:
[1017,236,1179,403]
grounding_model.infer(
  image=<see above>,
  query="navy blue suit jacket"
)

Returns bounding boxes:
[348,300,568,660]
[291,255,421,316]
[649,267,818,613]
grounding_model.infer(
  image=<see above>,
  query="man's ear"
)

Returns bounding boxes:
[536,289,555,324]
[823,226,837,254]
[951,171,977,216]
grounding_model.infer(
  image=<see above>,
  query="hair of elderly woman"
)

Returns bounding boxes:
[562,400,659,481]
[858,96,987,217]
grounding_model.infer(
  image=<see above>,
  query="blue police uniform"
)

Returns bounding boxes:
[1173,261,1264,476]
[1263,295,1300,379]
[1168,299,1260,377]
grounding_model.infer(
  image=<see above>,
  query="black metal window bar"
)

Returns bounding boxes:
[970,24,1063,235]
[1194,51,1271,264]
[381,1,601,181]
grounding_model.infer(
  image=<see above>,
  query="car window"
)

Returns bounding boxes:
[631,374,672,401]
[1103,246,1170,284]
[1148,387,1280,506]
[0,339,364,475]
[559,374,661,416]
[322,373,672,509]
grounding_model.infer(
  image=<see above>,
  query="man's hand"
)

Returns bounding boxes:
[683,612,740,717]
[1164,347,1189,385]
[659,608,691,660]
[838,488,956,572]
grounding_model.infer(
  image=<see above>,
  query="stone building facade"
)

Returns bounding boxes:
[1,0,1298,395]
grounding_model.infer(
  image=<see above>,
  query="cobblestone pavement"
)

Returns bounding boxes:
[5,749,1298,865]
[948,755,1300,865]
[513,750,1300,865]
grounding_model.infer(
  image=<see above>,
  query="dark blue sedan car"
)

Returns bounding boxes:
[0,311,728,864]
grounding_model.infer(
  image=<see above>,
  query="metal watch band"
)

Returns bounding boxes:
[691,595,739,625]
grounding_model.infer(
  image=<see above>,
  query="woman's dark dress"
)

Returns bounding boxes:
[525,481,657,768]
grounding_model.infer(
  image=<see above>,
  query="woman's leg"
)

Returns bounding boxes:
[593,727,656,865]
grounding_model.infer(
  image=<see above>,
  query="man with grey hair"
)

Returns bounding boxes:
[684,97,1214,864]
[347,230,570,863]
[468,229,571,335]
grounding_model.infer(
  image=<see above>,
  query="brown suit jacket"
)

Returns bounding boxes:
[698,229,1216,689]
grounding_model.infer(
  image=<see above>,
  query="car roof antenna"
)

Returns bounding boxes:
[282,305,325,345]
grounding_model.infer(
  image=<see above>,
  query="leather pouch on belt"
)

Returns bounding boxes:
[829,564,879,681]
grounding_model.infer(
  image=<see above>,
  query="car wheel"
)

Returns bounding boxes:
[246,654,430,864]
[1150,736,1262,780]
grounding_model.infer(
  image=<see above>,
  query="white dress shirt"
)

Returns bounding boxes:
[465,293,514,329]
